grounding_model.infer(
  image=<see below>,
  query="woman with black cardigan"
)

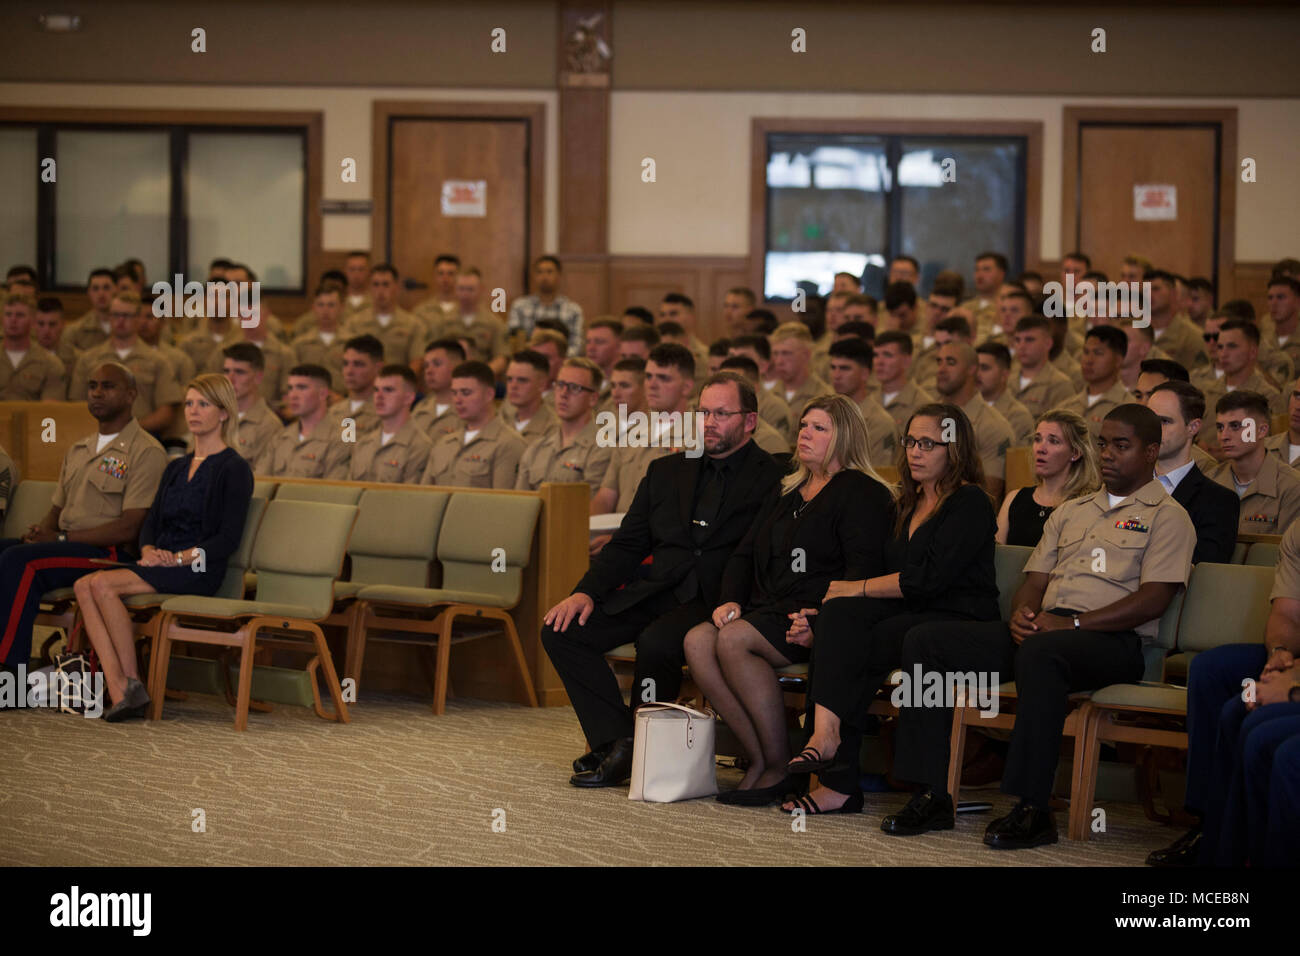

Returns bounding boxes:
[75,373,254,722]
[684,394,898,806]
[781,403,1000,815]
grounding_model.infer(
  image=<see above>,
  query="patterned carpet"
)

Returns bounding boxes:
[0,693,1177,866]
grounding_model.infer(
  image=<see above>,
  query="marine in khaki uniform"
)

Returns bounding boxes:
[292,330,346,393]
[596,441,676,513]
[178,316,245,379]
[990,389,1035,446]
[500,400,558,446]
[514,357,612,494]
[1265,432,1300,470]
[499,350,560,446]
[881,380,933,432]
[1208,390,1300,536]
[770,323,832,432]
[752,417,790,456]
[54,417,166,536]
[349,419,433,484]
[431,310,509,373]
[326,396,380,438]
[758,388,793,443]
[231,324,293,410]
[258,415,352,480]
[1200,320,1287,423]
[870,331,930,431]
[229,397,282,466]
[931,342,1014,499]
[1202,368,1284,421]
[1059,380,1132,440]
[1056,326,1134,440]
[66,269,117,353]
[820,336,898,469]
[343,306,426,367]
[411,395,460,442]
[975,341,1035,445]
[1053,349,1084,391]
[1152,313,1209,372]
[0,341,65,401]
[1012,362,1074,421]
[860,397,899,469]
[422,416,524,489]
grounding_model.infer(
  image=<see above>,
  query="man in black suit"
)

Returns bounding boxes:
[1148,381,1239,564]
[542,371,784,787]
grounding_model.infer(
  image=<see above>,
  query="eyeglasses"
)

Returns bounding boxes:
[1203,332,1219,342]
[698,409,745,422]
[553,380,596,395]
[902,436,950,452]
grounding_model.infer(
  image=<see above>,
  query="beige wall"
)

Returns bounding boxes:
[608,91,1300,262]
[0,83,560,256]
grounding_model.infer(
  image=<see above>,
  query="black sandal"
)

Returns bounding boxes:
[786,746,835,774]
[783,791,864,815]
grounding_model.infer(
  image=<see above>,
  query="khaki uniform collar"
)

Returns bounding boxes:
[1086,478,1167,512]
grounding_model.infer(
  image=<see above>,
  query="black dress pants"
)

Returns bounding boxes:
[892,620,1016,794]
[540,590,709,752]
[808,596,969,795]
[1001,619,1144,806]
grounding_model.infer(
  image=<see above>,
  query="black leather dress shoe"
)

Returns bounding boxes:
[881,788,955,836]
[570,737,633,788]
[1146,827,1202,867]
[984,801,1058,849]
[572,745,611,774]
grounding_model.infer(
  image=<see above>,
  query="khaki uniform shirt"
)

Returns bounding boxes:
[989,389,1036,445]
[231,398,283,465]
[52,418,166,534]
[348,418,434,484]
[599,442,676,513]
[758,389,793,443]
[1054,350,1085,391]
[430,311,508,365]
[1193,444,1217,474]
[343,306,428,366]
[326,396,381,438]
[344,292,372,320]
[1012,363,1075,421]
[410,394,460,442]
[0,343,66,400]
[50,335,79,385]
[1266,330,1300,386]
[255,415,352,479]
[1209,455,1300,537]
[178,320,245,376]
[1058,380,1134,440]
[959,297,998,342]
[499,401,559,446]
[413,297,458,331]
[68,311,111,352]
[1255,335,1294,391]
[881,380,934,431]
[421,416,525,489]
[0,444,18,515]
[234,337,293,409]
[514,419,613,493]
[1024,479,1196,641]
[1266,432,1300,470]
[1202,368,1285,420]
[1153,314,1209,371]
[1269,520,1300,601]
[780,374,834,433]
[752,417,791,457]
[859,395,899,469]
[963,394,1015,484]
[291,329,346,393]
[69,340,184,420]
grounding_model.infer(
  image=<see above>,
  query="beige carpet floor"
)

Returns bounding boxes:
[0,693,1177,866]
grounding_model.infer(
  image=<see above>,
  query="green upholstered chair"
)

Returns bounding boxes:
[147,499,357,730]
[347,491,540,714]
[273,482,364,505]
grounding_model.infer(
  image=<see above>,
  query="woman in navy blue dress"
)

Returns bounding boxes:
[75,373,254,721]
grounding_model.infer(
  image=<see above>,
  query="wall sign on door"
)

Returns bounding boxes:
[1133,184,1177,221]
[441,180,487,217]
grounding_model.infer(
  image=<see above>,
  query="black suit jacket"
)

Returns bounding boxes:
[575,440,784,615]
[1170,463,1239,564]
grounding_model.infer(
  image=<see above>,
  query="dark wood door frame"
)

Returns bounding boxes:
[1062,106,1237,293]
[371,100,546,291]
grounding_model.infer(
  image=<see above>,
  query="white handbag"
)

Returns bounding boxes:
[628,701,718,802]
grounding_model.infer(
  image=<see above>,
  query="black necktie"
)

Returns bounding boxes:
[692,461,726,543]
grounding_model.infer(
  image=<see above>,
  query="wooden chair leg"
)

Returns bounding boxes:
[343,601,366,688]
[148,617,172,720]
[431,611,455,715]
[232,627,256,732]
[946,707,971,805]
[498,613,539,708]
[307,623,350,724]
[1070,706,1104,841]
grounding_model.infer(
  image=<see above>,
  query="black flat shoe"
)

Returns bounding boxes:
[786,746,836,775]
[103,678,150,724]
[717,776,797,807]
[881,788,955,836]
[1146,827,1202,867]
[572,745,610,774]
[984,801,1057,849]
[570,737,633,788]
[783,790,864,815]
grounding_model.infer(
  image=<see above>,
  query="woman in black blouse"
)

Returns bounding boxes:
[781,403,1000,814]
[75,373,254,722]
[684,395,897,806]
[996,409,1099,547]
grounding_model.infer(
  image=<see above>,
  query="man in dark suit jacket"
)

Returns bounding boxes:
[1149,382,1239,564]
[542,372,784,787]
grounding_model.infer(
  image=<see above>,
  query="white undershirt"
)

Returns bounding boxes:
[462,314,476,328]
[1107,492,1128,509]
[95,432,120,454]
[380,430,396,446]
[114,347,132,360]
[882,390,899,406]
[348,294,364,308]
[514,418,529,432]
[4,348,25,368]
[1290,443,1300,465]
[350,399,365,413]
[1018,375,1034,391]
[1086,393,1103,407]
[435,402,450,418]
[463,429,480,444]
[319,331,336,345]
[376,313,393,328]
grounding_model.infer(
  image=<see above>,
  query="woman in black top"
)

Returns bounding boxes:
[996,409,1099,547]
[684,395,897,805]
[75,373,254,722]
[781,404,1000,814]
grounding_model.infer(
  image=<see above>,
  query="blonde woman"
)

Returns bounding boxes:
[996,410,1100,547]
[76,374,254,721]
[684,394,897,806]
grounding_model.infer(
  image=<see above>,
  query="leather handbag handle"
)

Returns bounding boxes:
[638,701,715,749]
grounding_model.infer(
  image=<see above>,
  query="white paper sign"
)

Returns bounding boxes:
[1133,184,1177,221]
[441,180,487,217]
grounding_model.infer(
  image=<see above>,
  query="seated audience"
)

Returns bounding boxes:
[827,337,897,468]
[720,287,756,337]
[541,372,784,787]
[67,268,115,352]
[34,296,78,382]
[340,263,426,367]
[427,267,508,377]
[1,292,66,400]
[349,364,433,483]
[516,357,611,494]
[1058,326,1133,439]
[1010,316,1075,420]
[0,363,165,673]
[770,323,832,430]
[1148,269,1209,371]
[873,330,933,429]
[685,394,897,805]
[617,323,659,362]
[884,404,1194,844]
[1208,390,1300,536]
[255,364,351,478]
[500,349,559,444]
[1265,375,1300,468]
[291,283,348,391]
[421,361,524,489]
[508,255,584,355]
[412,253,460,328]
[728,334,792,440]
[328,335,384,435]
[74,374,253,721]
[411,339,466,440]
[996,410,1100,547]
[716,356,790,457]
[974,342,1034,445]
[781,404,999,815]
[219,343,284,465]
[1147,381,1239,564]
[931,342,1014,500]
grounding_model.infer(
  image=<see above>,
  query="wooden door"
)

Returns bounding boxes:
[1071,118,1225,286]
[386,116,531,306]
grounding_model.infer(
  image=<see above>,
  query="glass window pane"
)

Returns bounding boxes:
[765,135,888,301]
[54,130,170,288]
[0,128,38,274]
[187,132,304,289]
[898,138,1023,294]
